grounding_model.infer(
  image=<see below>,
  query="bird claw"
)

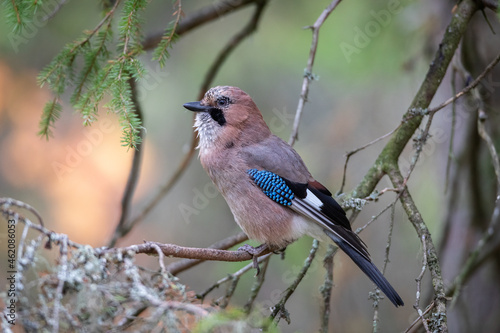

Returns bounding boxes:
[237,244,268,276]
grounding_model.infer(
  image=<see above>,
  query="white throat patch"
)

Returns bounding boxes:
[194,112,218,151]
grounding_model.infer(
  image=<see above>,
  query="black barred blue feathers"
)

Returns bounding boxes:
[247,169,294,206]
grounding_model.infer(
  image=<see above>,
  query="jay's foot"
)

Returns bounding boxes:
[237,244,268,275]
[274,247,287,260]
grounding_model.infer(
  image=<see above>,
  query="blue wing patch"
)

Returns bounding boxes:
[247,169,294,206]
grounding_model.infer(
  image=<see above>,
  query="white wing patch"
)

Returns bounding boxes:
[303,189,323,208]
[290,192,371,261]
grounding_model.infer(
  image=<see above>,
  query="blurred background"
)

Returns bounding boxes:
[1,0,499,331]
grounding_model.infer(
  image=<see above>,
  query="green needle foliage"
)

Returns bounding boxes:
[5,0,180,149]
[153,1,182,67]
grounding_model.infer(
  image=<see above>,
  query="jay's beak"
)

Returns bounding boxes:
[183,101,210,112]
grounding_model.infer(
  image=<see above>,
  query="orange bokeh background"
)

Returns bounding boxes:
[0,61,156,245]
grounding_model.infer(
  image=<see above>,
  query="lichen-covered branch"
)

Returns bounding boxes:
[387,168,447,332]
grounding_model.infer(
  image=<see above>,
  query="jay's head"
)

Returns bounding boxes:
[183,86,271,151]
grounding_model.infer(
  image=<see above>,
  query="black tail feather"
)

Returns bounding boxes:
[327,232,404,307]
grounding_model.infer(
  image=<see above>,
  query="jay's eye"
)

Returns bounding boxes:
[217,97,229,108]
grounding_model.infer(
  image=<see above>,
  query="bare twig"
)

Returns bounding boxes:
[151,242,168,274]
[371,203,397,333]
[404,301,435,333]
[219,275,240,309]
[142,0,260,50]
[270,239,319,323]
[42,0,69,22]
[199,0,268,97]
[244,255,271,313]
[288,0,343,146]
[427,51,500,116]
[320,245,336,333]
[355,195,400,235]
[340,125,401,194]
[414,234,431,333]
[403,112,436,185]
[444,65,458,193]
[198,253,272,301]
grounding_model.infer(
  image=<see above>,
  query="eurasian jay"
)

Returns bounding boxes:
[183,86,404,307]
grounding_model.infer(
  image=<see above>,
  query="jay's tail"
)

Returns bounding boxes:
[325,230,404,307]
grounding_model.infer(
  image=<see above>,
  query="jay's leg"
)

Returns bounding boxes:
[237,243,268,275]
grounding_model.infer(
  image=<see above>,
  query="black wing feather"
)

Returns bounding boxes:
[249,171,404,307]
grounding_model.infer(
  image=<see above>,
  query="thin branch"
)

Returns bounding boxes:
[142,0,260,50]
[218,275,240,308]
[198,253,272,301]
[414,234,431,333]
[444,65,458,192]
[354,195,400,235]
[270,239,319,323]
[403,111,436,184]
[319,245,336,333]
[340,125,400,194]
[10,0,21,25]
[244,255,271,313]
[371,203,396,333]
[166,232,249,275]
[42,0,69,22]
[69,0,122,54]
[288,0,343,146]
[427,50,500,116]
[404,301,435,333]
[199,0,268,96]
[151,242,168,275]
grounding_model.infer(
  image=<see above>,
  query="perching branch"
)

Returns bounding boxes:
[166,232,249,275]
[99,240,272,264]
